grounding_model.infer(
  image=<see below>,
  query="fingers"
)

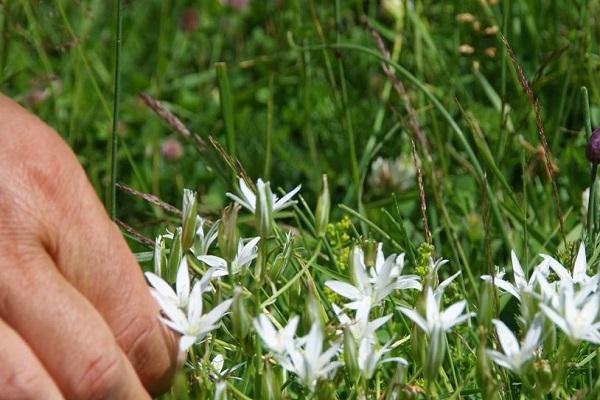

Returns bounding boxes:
[0,318,64,400]
[0,94,178,394]
[0,248,150,400]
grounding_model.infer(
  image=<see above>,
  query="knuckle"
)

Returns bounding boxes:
[74,347,123,400]
[117,314,177,395]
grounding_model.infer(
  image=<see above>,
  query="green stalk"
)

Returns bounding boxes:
[264,75,274,179]
[109,0,122,220]
[583,87,596,237]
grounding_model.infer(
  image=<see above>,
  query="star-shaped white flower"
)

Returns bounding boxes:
[397,287,474,336]
[487,317,542,375]
[331,303,391,344]
[539,281,600,345]
[481,250,549,301]
[197,237,260,277]
[146,257,204,309]
[226,177,301,214]
[357,338,407,380]
[146,261,232,352]
[541,243,599,287]
[325,246,421,317]
[254,314,299,355]
[281,322,343,391]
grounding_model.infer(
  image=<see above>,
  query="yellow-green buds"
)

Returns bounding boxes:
[315,174,330,238]
[218,204,240,262]
[181,189,198,251]
[270,232,293,281]
[362,239,378,268]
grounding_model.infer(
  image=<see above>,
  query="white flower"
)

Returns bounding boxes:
[539,281,600,345]
[540,244,598,287]
[357,338,407,380]
[208,354,243,381]
[226,177,301,214]
[254,314,299,355]
[198,237,260,277]
[398,287,474,336]
[331,303,391,344]
[194,217,219,256]
[325,246,421,317]
[481,250,549,301]
[145,257,203,309]
[146,261,232,352]
[281,322,343,391]
[487,317,542,375]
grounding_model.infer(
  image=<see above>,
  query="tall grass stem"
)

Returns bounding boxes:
[109,0,122,220]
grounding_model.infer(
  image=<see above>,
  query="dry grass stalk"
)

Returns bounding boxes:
[116,183,182,216]
[366,19,432,245]
[499,33,566,245]
[116,219,155,248]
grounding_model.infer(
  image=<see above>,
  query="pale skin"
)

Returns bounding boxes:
[0,94,179,399]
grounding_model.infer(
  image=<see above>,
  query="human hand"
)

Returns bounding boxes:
[0,94,178,399]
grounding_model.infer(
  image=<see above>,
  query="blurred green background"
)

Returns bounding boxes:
[2,0,599,270]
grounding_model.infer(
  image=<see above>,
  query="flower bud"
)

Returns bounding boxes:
[218,204,240,262]
[362,239,378,268]
[153,235,166,277]
[315,175,330,237]
[260,363,282,400]
[167,227,183,283]
[478,280,495,329]
[587,127,600,164]
[256,180,274,238]
[270,232,293,281]
[343,328,359,379]
[181,189,198,251]
[424,329,446,383]
[232,287,252,341]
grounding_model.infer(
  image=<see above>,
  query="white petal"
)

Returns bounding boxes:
[486,350,517,372]
[179,335,197,353]
[197,255,228,269]
[225,193,254,212]
[491,319,520,357]
[325,281,362,301]
[539,303,570,336]
[441,301,467,330]
[145,272,177,302]
[176,258,191,307]
[573,243,588,283]
[273,184,301,211]
[511,250,526,289]
[398,307,428,333]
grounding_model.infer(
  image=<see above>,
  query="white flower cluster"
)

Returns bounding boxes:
[482,244,600,375]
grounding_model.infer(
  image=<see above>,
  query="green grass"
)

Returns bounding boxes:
[3,0,600,398]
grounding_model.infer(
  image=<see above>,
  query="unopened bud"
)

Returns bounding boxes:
[218,204,240,261]
[153,235,166,277]
[260,363,282,400]
[181,189,198,251]
[362,240,378,268]
[343,328,359,379]
[315,175,330,237]
[232,287,252,341]
[478,280,495,329]
[167,228,183,283]
[256,180,274,238]
[424,330,446,383]
[270,233,293,281]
